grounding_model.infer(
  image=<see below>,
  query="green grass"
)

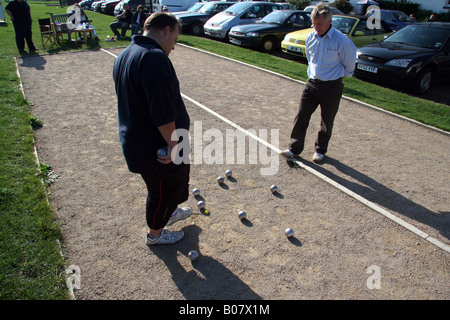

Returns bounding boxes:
[0,1,448,300]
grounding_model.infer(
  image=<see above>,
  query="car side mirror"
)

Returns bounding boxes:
[287,21,294,26]
[354,31,364,36]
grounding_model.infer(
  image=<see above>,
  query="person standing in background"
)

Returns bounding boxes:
[282,3,357,163]
[5,0,38,54]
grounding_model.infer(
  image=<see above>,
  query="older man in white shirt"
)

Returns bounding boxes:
[283,2,357,163]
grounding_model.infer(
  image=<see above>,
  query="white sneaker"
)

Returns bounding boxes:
[166,207,192,226]
[281,149,299,158]
[145,229,184,246]
[312,152,325,163]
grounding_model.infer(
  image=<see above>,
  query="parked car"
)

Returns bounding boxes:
[114,0,152,16]
[303,5,343,15]
[204,1,285,40]
[229,10,311,53]
[277,2,296,10]
[92,0,108,12]
[281,15,393,58]
[79,0,95,10]
[158,0,200,13]
[366,9,415,31]
[102,0,121,15]
[173,2,206,17]
[177,1,235,36]
[355,22,450,94]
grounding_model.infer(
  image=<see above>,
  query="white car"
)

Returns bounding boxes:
[203,1,284,40]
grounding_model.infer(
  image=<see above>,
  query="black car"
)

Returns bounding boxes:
[177,1,235,36]
[355,22,450,94]
[228,10,311,53]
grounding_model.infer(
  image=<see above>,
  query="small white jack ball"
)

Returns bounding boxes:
[270,185,278,193]
[225,170,232,177]
[197,200,205,209]
[192,188,200,196]
[238,210,247,220]
[217,176,224,184]
[188,250,199,260]
[285,228,294,238]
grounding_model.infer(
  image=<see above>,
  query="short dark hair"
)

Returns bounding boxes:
[143,12,180,32]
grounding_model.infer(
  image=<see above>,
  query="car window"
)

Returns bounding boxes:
[266,5,282,15]
[332,16,357,35]
[245,5,265,19]
[385,25,449,49]
[352,20,372,36]
[288,13,309,27]
[393,12,414,22]
[384,12,396,22]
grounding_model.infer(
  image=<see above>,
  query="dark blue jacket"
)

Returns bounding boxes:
[113,35,190,173]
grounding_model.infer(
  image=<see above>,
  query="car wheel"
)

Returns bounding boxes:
[260,37,276,53]
[413,67,432,95]
[191,23,203,36]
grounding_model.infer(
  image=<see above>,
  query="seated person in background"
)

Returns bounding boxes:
[70,3,98,39]
[110,3,132,39]
[131,5,148,35]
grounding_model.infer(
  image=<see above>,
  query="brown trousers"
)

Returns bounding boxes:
[289,78,344,155]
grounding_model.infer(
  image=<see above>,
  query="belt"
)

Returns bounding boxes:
[308,77,343,83]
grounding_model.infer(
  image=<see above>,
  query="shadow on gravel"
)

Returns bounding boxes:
[148,225,262,300]
[292,158,450,241]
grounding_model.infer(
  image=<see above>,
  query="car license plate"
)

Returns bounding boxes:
[287,45,301,53]
[357,63,378,74]
[230,38,241,45]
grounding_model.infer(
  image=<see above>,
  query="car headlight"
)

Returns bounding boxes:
[385,58,413,68]
[246,32,259,37]
[283,35,290,42]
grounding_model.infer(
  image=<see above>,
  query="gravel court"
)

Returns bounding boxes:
[16,46,449,300]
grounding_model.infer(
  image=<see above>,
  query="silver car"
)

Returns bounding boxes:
[204,1,284,40]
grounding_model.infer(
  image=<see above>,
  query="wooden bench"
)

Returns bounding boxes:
[50,13,93,43]
[50,13,74,42]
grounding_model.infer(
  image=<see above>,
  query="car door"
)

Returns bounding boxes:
[437,39,450,81]
[350,20,387,47]
[283,12,310,36]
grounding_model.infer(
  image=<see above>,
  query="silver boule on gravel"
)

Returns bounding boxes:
[192,188,200,196]
[197,200,205,209]
[238,210,247,220]
[285,228,294,238]
[225,169,232,177]
[188,250,199,260]
[270,184,278,193]
[217,176,224,184]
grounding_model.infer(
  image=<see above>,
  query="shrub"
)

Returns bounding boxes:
[333,0,353,14]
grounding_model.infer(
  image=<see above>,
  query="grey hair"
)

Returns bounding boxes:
[311,2,333,20]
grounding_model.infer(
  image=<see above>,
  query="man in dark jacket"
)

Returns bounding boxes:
[5,0,38,54]
[113,12,192,246]
[110,2,132,39]
[131,5,148,35]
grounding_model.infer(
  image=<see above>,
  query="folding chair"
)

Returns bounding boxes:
[38,18,57,49]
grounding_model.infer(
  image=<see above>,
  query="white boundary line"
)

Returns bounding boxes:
[103,48,450,254]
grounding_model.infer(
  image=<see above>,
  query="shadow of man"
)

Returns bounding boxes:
[148,225,262,300]
[294,157,449,240]
[19,55,46,70]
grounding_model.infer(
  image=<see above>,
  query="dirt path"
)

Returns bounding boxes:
[17,45,449,301]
